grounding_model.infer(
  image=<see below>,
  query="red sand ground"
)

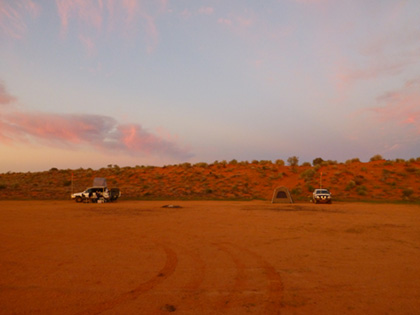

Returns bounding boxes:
[1,200,420,314]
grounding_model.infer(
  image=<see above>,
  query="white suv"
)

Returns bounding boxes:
[312,189,332,204]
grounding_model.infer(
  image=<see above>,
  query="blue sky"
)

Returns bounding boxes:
[1,0,420,172]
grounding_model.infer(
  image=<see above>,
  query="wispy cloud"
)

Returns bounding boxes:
[0,0,40,39]
[217,14,254,29]
[337,7,420,88]
[0,81,192,159]
[0,81,16,106]
[198,7,214,15]
[370,78,420,134]
[55,0,164,54]
[338,57,417,85]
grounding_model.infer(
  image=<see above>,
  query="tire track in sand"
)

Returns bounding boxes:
[214,242,284,313]
[78,244,178,315]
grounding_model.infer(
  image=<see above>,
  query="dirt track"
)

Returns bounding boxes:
[1,200,419,314]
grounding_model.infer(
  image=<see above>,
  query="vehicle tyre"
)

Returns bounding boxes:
[75,196,82,203]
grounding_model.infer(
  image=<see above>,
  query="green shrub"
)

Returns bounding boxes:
[356,185,368,196]
[194,162,208,168]
[405,166,420,175]
[353,175,365,185]
[305,183,315,192]
[382,169,393,180]
[345,180,356,191]
[402,188,414,199]
[287,156,299,167]
[313,157,324,166]
[345,158,360,164]
[325,160,338,165]
[275,159,285,166]
[370,154,383,162]
[300,168,316,182]
[291,187,302,195]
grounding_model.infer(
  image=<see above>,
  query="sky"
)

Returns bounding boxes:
[1,0,420,172]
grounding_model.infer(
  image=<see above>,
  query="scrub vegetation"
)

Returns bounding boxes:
[1,156,420,201]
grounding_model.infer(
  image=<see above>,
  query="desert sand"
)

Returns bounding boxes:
[1,200,419,314]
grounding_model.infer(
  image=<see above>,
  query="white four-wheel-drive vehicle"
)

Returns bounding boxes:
[71,186,121,203]
[312,188,332,204]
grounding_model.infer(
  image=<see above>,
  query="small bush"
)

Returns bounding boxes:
[287,156,299,167]
[300,168,316,182]
[382,169,393,180]
[313,157,324,166]
[345,180,356,191]
[0,183,6,190]
[305,183,315,192]
[353,175,365,185]
[325,160,338,165]
[345,158,360,164]
[356,185,368,196]
[291,187,302,195]
[402,188,414,199]
[370,154,383,162]
[275,159,285,166]
[405,166,420,175]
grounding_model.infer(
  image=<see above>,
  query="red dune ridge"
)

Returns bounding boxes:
[1,158,419,201]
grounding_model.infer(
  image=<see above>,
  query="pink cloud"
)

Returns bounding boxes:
[0,82,16,106]
[338,57,416,86]
[198,7,214,15]
[55,0,162,54]
[0,110,192,159]
[56,0,103,33]
[370,79,420,134]
[0,81,191,159]
[217,18,232,26]
[0,0,40,39]
[217,11,256,41]
[337,19,420,89]
[218,14,254,29]
[78,34,96,56]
